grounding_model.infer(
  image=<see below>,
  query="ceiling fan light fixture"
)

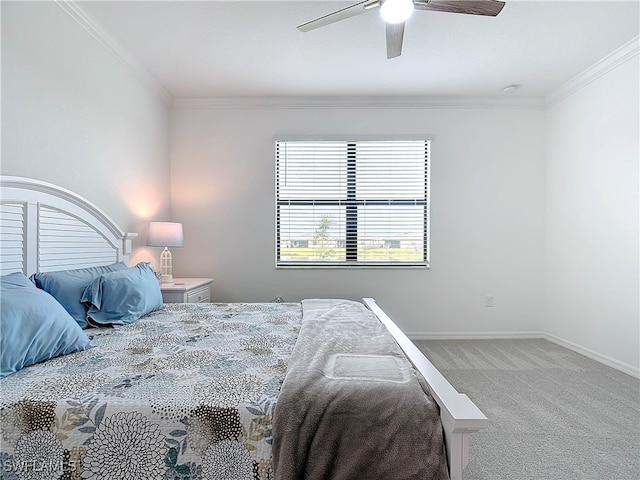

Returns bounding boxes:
[380,0,414,24]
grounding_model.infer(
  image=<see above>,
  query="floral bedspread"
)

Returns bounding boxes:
[0,302,301,480]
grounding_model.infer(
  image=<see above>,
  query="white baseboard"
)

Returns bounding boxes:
[407,331,544,341]
[543,333,640,379]
[407,331,640,379]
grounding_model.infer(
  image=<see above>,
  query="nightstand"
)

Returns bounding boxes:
[160,278,213,304]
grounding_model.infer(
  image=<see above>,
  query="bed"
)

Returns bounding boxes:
[0,175,487,480]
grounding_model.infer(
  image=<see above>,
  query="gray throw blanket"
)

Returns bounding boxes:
[272,299,449,480]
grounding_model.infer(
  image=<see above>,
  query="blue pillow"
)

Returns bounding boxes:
[31,262,127,328]
[81,262,162,326]
[0,272,93,378]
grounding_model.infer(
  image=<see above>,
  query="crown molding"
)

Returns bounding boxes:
[545,35,640,107]
[55,0,173,106]
[57,0,636,112]
[171,95,545,110]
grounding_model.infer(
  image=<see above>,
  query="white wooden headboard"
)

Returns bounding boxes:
[0,176,137,276]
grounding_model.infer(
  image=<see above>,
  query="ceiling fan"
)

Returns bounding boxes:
[297,0,506,59]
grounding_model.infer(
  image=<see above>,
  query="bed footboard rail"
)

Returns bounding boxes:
[362,298,487,480]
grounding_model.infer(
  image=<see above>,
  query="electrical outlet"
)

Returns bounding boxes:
[484,295,494,307]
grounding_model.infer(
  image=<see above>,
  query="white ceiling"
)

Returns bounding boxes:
[78,0,640,99]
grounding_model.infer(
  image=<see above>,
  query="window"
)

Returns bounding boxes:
[275,139,430,267]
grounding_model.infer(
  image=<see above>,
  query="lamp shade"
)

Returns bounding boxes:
[147,222,184,248]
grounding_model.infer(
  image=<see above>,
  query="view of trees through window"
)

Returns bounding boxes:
[276,140,430,267]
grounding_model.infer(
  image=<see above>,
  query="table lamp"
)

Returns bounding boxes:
[147,221,184,284]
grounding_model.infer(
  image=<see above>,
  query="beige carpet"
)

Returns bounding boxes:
[414,339,640,480]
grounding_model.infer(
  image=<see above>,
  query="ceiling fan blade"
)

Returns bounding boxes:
[297,1,381,32]
[414,0,505,17]
[386,22,405,59]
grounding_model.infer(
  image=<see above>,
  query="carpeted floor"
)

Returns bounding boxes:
[414,339,640,480]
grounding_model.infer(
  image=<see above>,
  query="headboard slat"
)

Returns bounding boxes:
[0,202,26,275]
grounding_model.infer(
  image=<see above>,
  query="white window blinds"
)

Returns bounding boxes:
[275,139,430,267]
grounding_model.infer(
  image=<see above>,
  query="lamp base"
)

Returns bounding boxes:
[160,274,174,284]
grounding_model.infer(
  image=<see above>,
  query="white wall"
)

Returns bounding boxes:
[3,1,635,373]
[1,1,171,251]
[544,53,640,372]
[170,102,546,334]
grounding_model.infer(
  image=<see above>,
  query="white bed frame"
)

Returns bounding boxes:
[0,175,487,480]
[363,298,487,480]
[0,176,136,276]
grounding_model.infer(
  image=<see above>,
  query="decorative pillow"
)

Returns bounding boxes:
[0,272,93,378]
[31,262,128,328]
[81,262,163,326]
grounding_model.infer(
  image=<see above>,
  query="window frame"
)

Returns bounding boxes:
[275,137,431,269]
